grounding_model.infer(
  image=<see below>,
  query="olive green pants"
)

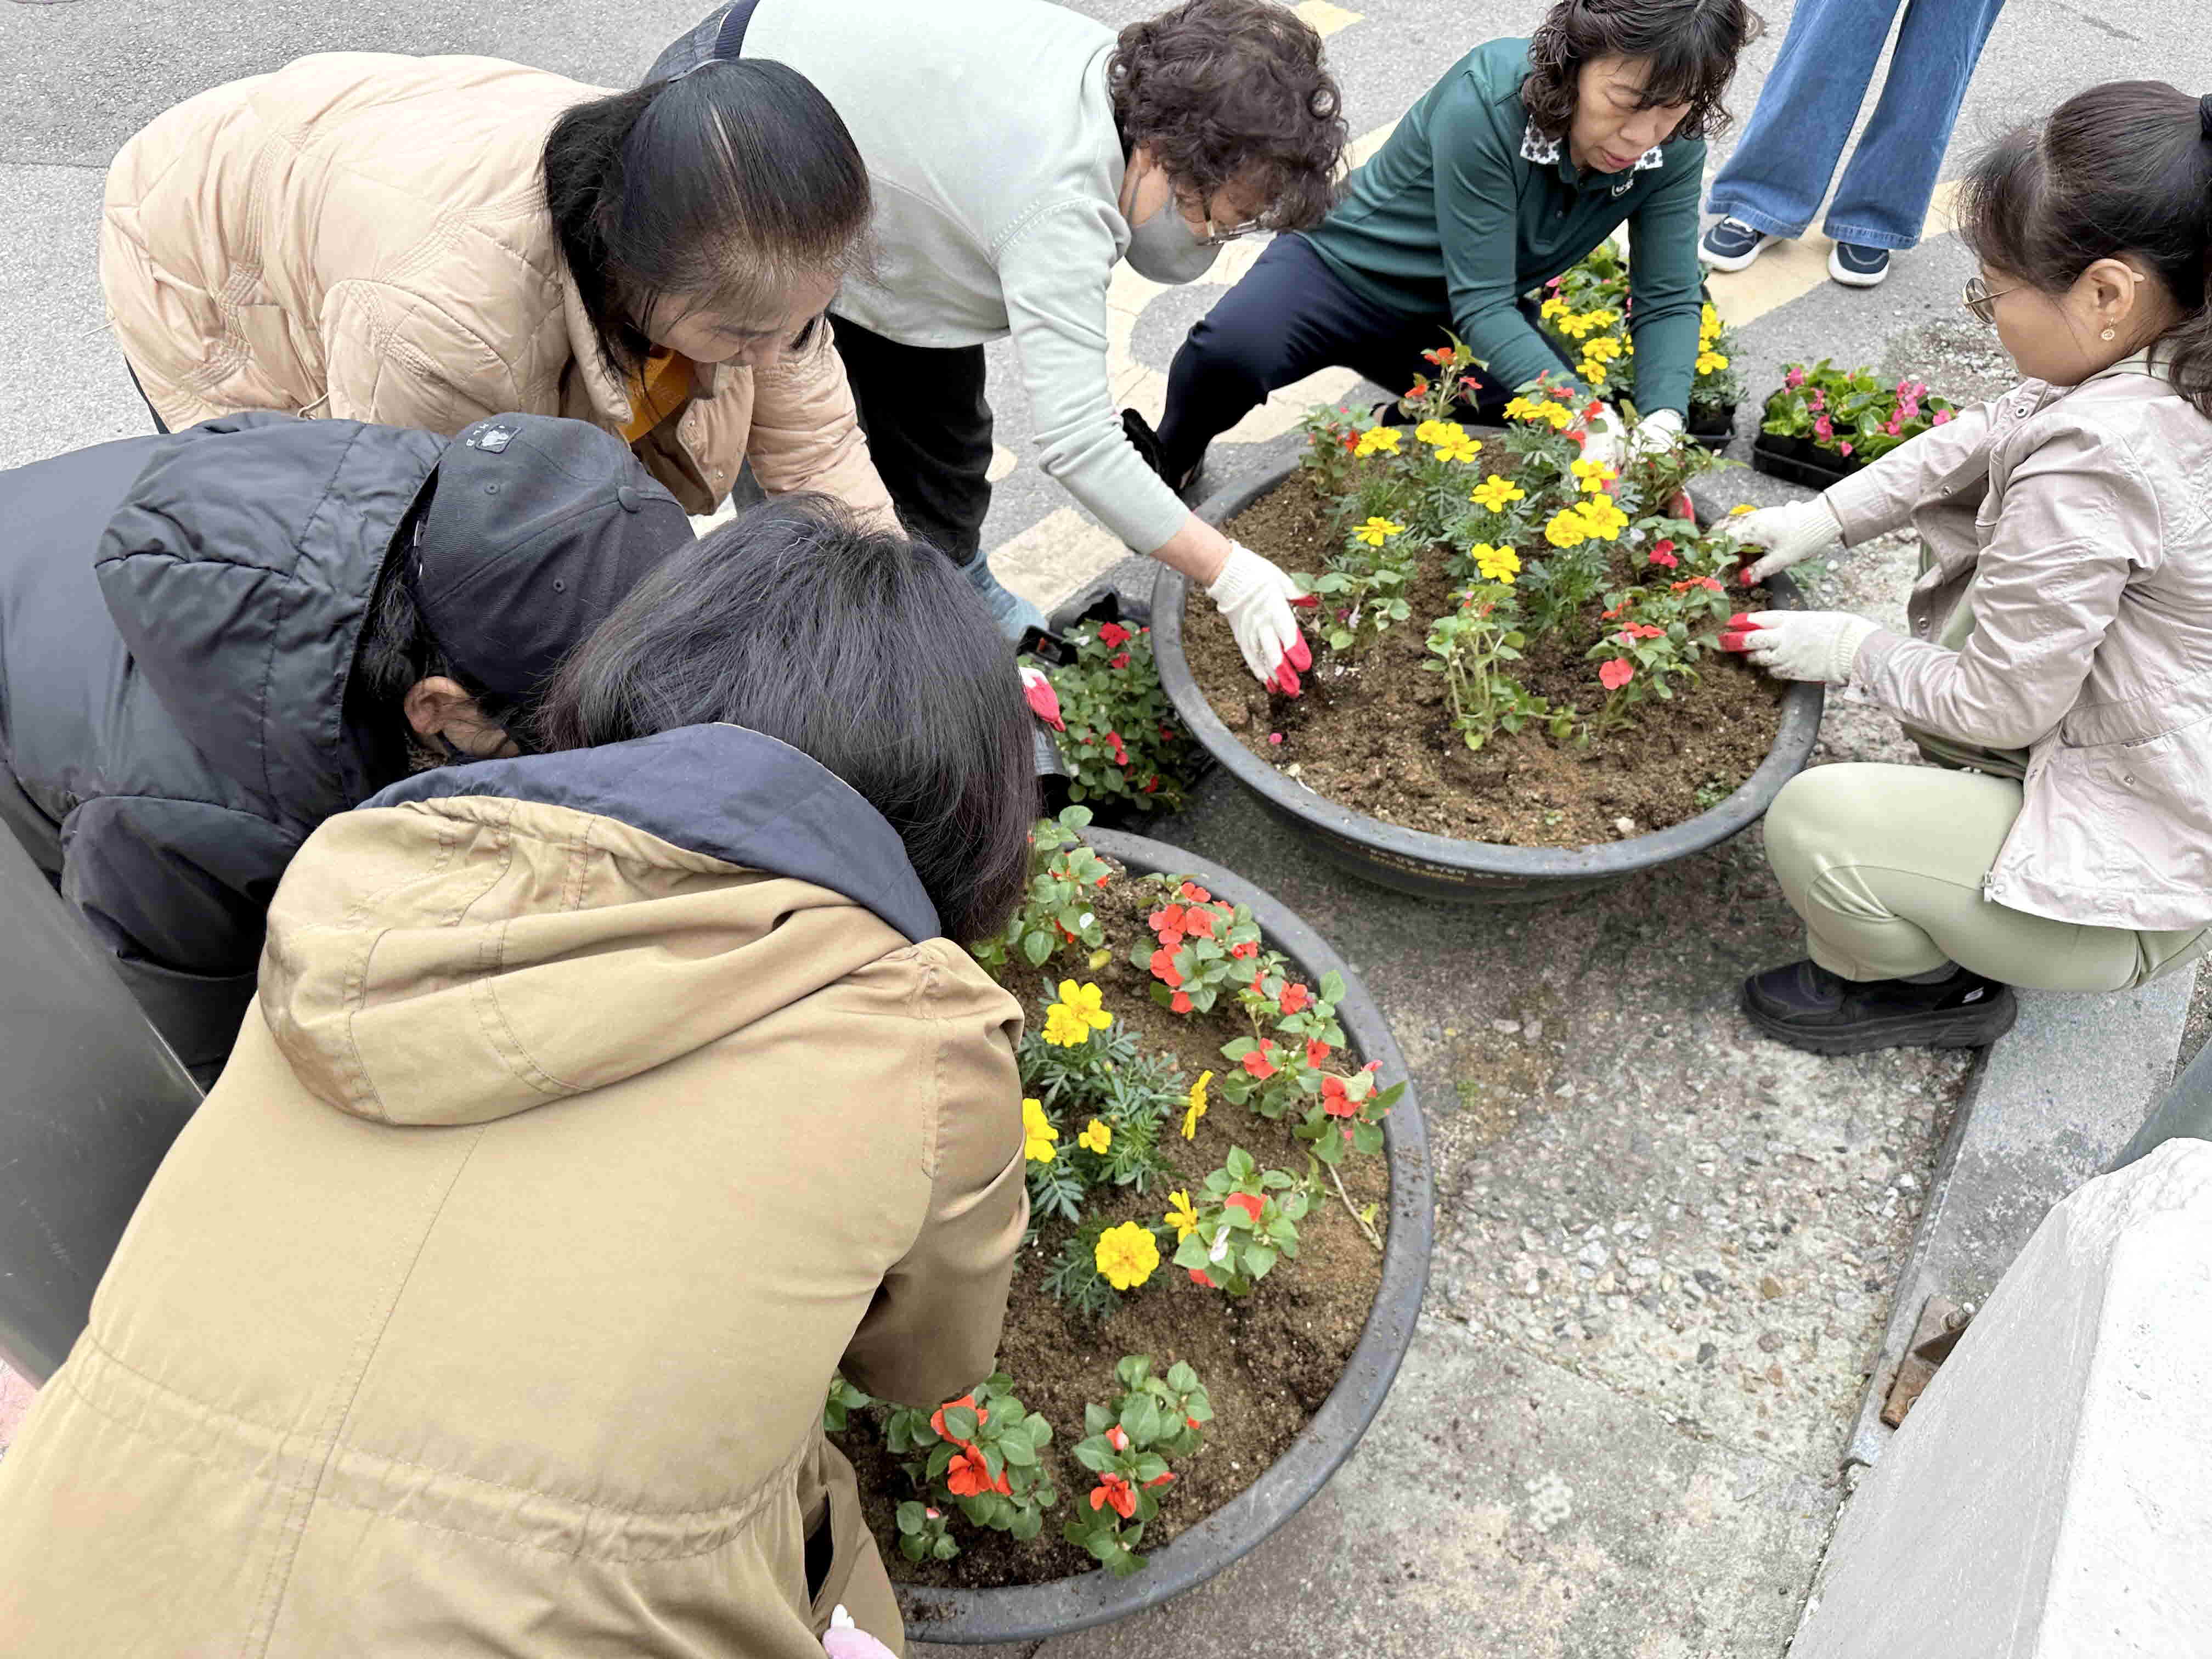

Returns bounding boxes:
[1763,764,2212,990]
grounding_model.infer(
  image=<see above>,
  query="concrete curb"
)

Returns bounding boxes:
[1841,964,2202,1471]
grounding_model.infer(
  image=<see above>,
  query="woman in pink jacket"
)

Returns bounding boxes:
[100,53,894,522]
[1722,81,2212,1054]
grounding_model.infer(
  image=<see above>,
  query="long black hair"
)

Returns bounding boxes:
[531,498,1036,946]
[1959,82,2212,416]
[541,60,872,384]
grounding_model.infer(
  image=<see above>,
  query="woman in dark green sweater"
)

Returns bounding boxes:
[1155,0,1759,487]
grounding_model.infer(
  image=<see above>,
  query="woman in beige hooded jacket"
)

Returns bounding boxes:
[100,52,894,521]
[0,500,1031,1656]
[1718,81,2212,1056]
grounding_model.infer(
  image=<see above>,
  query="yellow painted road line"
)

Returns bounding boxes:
[1292,0,1363,37]
[1707,178,1967,329]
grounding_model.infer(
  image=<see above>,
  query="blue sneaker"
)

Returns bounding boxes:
[1829,241,1892,288]
[1699,216,1781,272]
[962,551,1048,640]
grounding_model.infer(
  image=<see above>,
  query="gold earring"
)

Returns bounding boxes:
[2101,326,2117,341]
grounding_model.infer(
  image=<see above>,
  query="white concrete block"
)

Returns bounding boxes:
[1794,1140,2212,1659]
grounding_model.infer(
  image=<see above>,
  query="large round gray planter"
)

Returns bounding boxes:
[1153,462,1825,903]
[894,827,1434,1643]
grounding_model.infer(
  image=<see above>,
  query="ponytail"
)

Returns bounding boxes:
[1958,81,2212,416]
[541,60,871,382]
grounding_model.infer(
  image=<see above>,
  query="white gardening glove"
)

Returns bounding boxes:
[1579,403,1627,472]
[1206,541,1313,695]
[1627,407,1685,458]
[1725,497,1843,585]
[1719,610,1879,684]
[823,1606,898,1659]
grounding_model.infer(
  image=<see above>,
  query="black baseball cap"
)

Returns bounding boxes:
[412,415,696,701]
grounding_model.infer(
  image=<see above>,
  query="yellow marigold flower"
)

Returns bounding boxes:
[1022,1098,1059,1164]
[1351,516,1407,547]
[1571,458,1618,493]
[1582,336,1623,364]
[1696,350,1730,375]
[1352,427,1402,457]
[1472,543,1522,584]
[1578,497,1629,540]
[1413,419,1462,446]
[1432,432,1483,465]
[1182,1069,1213,1139]
[1539,296,1570,320]
[1538,401,1576,431]
[1164,1189,1200,1243]
[1078,1118,1111,1155]
[1094,1221,1160,1291]
[1579,363,1609,390]
[1700,302,1721,337]
[1042,979,1113,1047]
[1543,507,1591,549]
[1469,475,1527,512]
[1502,396,1544,423]
[1583,308,1620,330]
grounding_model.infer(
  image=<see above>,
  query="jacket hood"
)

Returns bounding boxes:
[261,724,943,1126]
[95,414,448,826]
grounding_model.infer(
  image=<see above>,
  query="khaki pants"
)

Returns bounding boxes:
[1763,764,2212,990]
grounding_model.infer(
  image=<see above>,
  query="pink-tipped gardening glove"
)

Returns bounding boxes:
[1719,610,1880,684]
[1725,497,1843,585]
[1018,664,1064,730]
[1578,403,1628,473]
[823,1606,898,1659]
[1206,542,1313,696]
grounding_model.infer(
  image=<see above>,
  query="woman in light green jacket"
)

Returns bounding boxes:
[1720,82,2212,1055]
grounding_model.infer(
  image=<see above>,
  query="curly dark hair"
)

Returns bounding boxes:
[1107,0,1347,232]
[1522,0,1762,145]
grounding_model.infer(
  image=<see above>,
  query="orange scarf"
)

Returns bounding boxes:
[618,348,695,443]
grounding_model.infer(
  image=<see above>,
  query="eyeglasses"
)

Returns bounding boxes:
[1195,215,1265,247]
[1962,275,2019,325]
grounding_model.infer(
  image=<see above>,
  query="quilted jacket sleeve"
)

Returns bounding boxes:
[318,280,532,436]
[743,320,898,531]
[60,795,301,1075]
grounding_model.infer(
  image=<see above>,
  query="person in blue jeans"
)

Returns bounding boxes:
[1699,0,2008,288]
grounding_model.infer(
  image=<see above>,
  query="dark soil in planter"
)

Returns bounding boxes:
[1186,470,1789,848]
[848,861,1390,1590]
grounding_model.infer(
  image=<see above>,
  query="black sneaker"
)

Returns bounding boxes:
[1699,216,1780,272]
[1741,959,2017,1056]
[1828,242,1892,288]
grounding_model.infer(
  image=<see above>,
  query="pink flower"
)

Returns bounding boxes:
[1839,441,1854,456]
[1267,732,1284,746]
[1933,410,1953,425]
[1784,366,1806,390]
[1883,417,1901,437]
[1809,389,1826,411]
[1599,659,1635,692]
[1813,414,1834,441]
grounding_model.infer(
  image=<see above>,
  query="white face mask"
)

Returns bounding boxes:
[1121,161,1223,285]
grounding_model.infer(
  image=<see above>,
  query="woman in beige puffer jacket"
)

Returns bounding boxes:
[100,52,895,520]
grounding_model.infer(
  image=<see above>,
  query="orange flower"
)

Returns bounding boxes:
[1279,982,1312,1015]
[1170,991,1193,1013]
[1091,1474,1138,1519]
[1306,1038,1333,1069]
[1182,906,1216,940]
[930,1395,984,1441]
[1242,1043,1278,1080]
[1150,947,1184,989]
[1189,1268,1218,1289]
[1224,1191,1265,1224]
[1322,1075,1358,1118]
[1179,882,1211,903]
[1599,659,1635,691]
[947,1449,1003,1498]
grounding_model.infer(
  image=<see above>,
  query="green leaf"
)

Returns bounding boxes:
[1246,1242,1279,1278]
[896,1502,926,1536]
[1023,929,1054,966]
[1123,1393,1164,1446]
[1116,1355,1153,1391]
[1073,1440,1117,1474]
[1010,1505,1043,1542]
[941,1406,980,1442]
[1085,1402,1113,1437]
[1001,1435,1037,1466]
[933,1533,961,1561]
[1132,1453,1171,1485]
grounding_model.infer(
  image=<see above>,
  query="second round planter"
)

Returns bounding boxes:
[1154,462,1825,905]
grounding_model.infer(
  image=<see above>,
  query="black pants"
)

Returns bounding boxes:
[1155,233,1575,479]
[125,362,170,435]
[832,315,995,563]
